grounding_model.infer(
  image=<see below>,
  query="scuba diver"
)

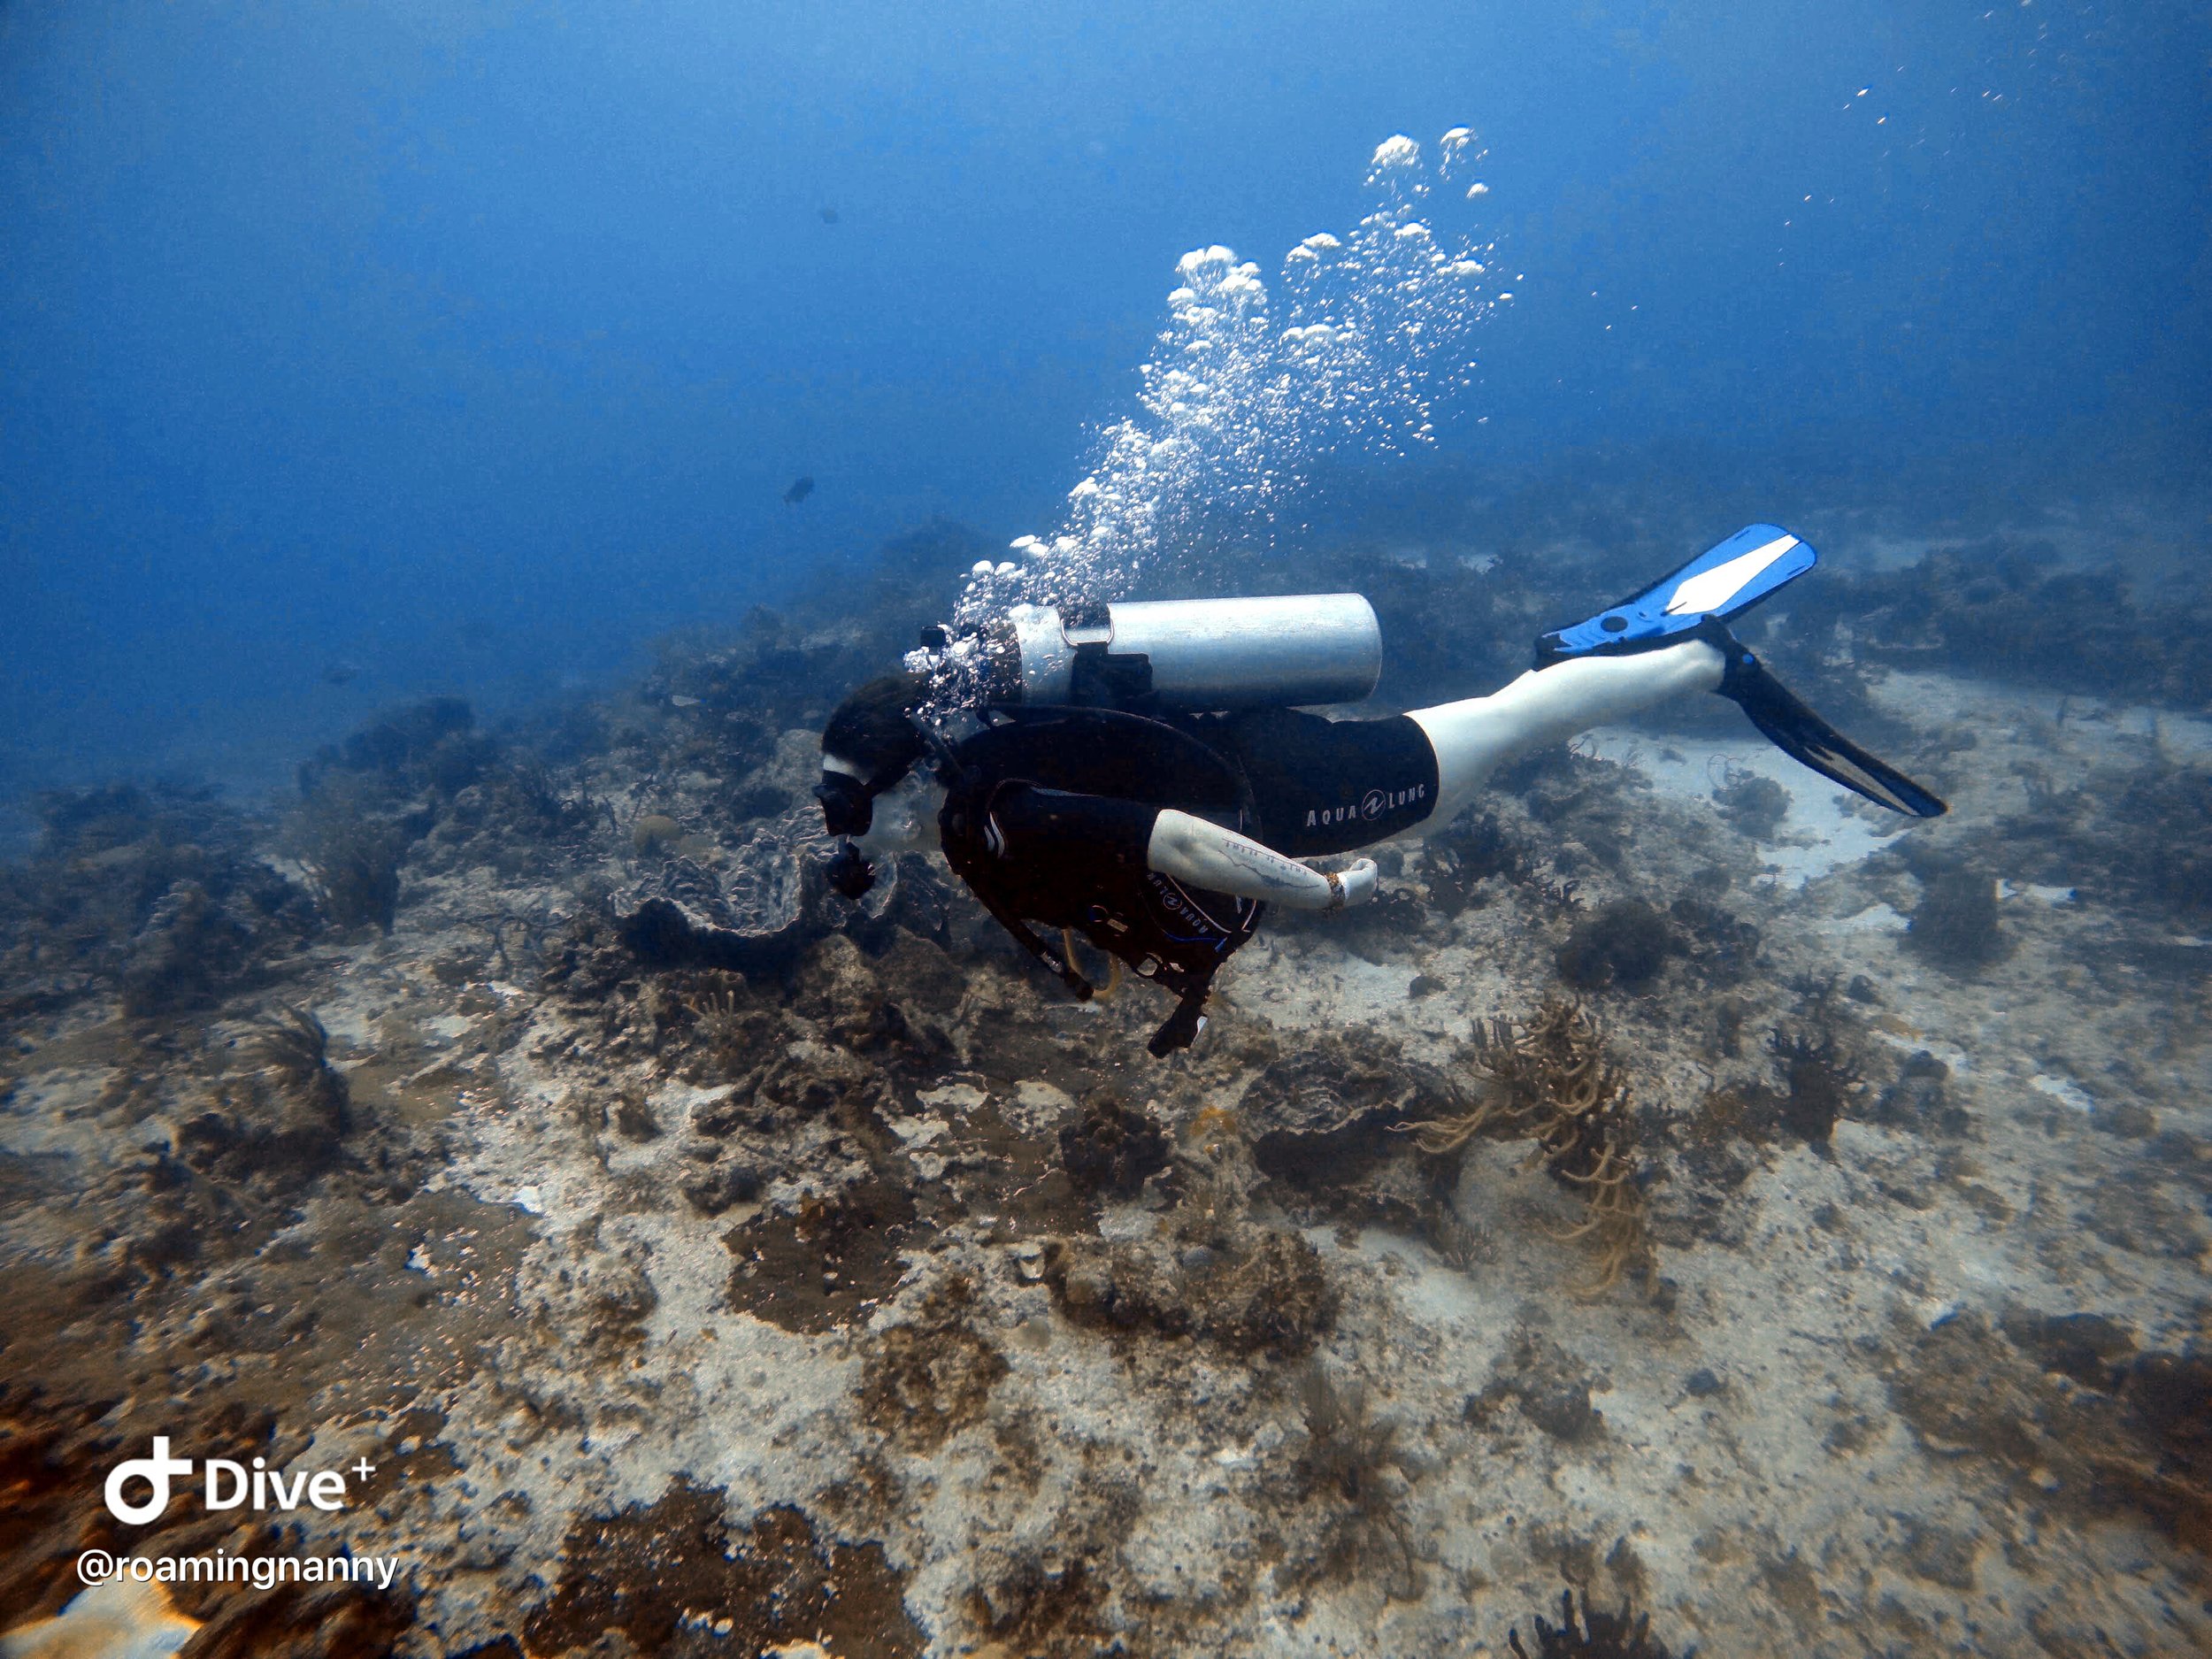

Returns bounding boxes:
[815,526,1945,1057]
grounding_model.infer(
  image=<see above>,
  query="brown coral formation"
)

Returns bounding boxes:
[1284,1367,1423,1600]
[1399,996,1652,1294]
[521,1479,921,1658]
[857,1276,1010,1452]
[1241,1029,1472,1243]
[1058,1094,1170,1198]
[1886,1310,2212,1552]
[726,1175,921,1335]
[1041,1206,1336,1358]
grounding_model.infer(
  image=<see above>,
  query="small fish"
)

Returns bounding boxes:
[670,694,702,708]
[321,659,362,687]
[819,205,840,225]
[783,475,815,505]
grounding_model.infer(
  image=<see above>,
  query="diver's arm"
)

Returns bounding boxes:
[1147,810,1378,911]
[1405,638,1726,832]
[983,784,1377,910]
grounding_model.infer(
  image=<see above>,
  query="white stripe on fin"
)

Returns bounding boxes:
[1664,534,1799,617]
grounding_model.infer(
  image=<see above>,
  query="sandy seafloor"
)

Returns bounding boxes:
[2,519,2208,1659]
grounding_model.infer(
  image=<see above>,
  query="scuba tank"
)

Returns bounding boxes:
[922,594,1383,714]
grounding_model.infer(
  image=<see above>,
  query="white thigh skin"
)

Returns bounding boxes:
[1406,638,1725,833]
[1147,810,1378,910]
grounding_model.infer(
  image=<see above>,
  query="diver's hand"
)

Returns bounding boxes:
[1329,857,1379,910]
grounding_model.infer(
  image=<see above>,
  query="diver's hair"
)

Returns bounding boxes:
[822,672,929,777]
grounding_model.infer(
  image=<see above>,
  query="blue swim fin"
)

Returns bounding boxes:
[1537,524,1817,664]
[1538,526,1946,818]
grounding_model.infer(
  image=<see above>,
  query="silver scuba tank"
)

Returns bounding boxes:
[987,594,1382,711]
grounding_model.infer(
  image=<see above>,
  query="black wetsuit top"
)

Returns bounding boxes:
[926,703,1442,1055]
[984,707,1441,864]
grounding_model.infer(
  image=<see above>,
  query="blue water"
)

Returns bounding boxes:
[3,0,2206,796]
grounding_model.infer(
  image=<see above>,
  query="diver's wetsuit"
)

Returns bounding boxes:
[985,707,1440,871]
[1194,707,1442,855]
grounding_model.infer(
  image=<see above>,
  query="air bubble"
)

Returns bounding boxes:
[949,128,1502,647]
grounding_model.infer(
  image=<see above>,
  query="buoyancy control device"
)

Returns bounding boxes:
[930,705,1265,1057]
[859,595,1377,1056]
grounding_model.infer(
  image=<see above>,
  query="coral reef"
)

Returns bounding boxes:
[296,695,481,796]
[286,780,407,935]
[1992,751,2212,929]
[1057,1094,1170,1198]
[958,1555,1121,1659]
[1555,901,1676,993]
[0,785,315,1022]
[1902,861,2008,972]
[1285,1366,1422,1600]
[1419,811,1534,916]
[1664,895,1761,987]
[1242,1029,1471,1242]
[1464,1329,1606,1445]
[1788,538,2212,710]
[856,1275,1009,1452]
[522,1481,921,1658]
[1709,764,1789,840]
[1400,998,1652,1294]
[1041,1194,1336,1357]
[726,1175,921,1335]
[1756,1025,1859,1150]
[1885,1310,2212,1551]
[4,501,2208,1657]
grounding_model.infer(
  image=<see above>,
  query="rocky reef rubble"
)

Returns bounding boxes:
[2,510,2209,1656]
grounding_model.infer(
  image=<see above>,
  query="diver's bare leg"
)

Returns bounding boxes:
[1406,638,1724,832]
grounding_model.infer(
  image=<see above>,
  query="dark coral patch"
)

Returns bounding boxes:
[523,1480,920,1659]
